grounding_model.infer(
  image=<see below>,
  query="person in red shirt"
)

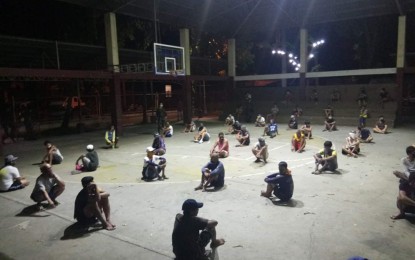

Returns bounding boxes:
[210,132,229,158]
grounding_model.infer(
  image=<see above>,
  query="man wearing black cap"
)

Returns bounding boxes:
[0,155,29,192]
[172,199,225,260]
[261,161,294,202]
[313,141,338,174]
[74,176,115,230]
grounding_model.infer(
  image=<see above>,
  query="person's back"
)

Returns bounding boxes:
[274,173,294,199]
[74,188,93,224]
[85,150,99,171]
[172,213,208,260]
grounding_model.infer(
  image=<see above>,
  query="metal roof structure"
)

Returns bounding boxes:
[57,0,415,37]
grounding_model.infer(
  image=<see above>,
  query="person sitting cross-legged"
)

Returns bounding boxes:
[373,116,388,134]
[393,146,415,181]
[0,155,30,192]
[255,114,266,127]
[312,141,338,174]
[291,130,306,153]
[30,163,65,210]
[261,161,294,202]
[163,122,173,137]
[263,119,278,138]
[252,137,268,163]
[105,125,119,149]
[42,140,64,165]
[210,132,229,158]
[391,172,415,220]
[195,154,225,192]
[74,176,115,231]
[323,116,337,132]
[342,132,360,158]
[231,120,242,134]
[142,147,167,181]
[194,123,210,144]
[236,125,250,147]
[357,126,373,143]
[172,199,225,260]
[288,115,298,129]
[300,121,312,140]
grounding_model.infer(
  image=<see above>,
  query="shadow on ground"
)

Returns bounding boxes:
[61,222,102,240]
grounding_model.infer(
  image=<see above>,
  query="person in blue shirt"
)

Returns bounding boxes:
[263,119,278,138]
[195,154,225,192]
[357,126,373,143]
[152,133,166,155]
[261,161,294,202]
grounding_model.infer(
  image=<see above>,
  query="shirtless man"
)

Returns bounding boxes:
[210,132,229,158]
[74,176,115,230]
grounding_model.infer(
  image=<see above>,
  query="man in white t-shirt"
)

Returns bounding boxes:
[255,114,266,127]
[141,147,167,181]
[393,146,415,180]
[163,122,174,137]
[0,155,29,192]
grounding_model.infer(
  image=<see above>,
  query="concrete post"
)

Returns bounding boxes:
[395,15,406,126]
[180,28,191,75]
[299,28,308,101]
[228,39,236,77]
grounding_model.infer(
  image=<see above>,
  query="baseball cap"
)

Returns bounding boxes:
[278,161,288,168]
[5,155,18,163]
[86,144,94,151]
[182,199,203,211]
[146,146,155,152]
[81,176,94,188]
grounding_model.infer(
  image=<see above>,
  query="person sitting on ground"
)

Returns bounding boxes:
[74,176,115,230]
[152,133,166,155]
[291,130,306,153]
[194,123,210,144]
[142,147,167,181]
[267,103,279,123]
[0,155,30,192]
[210,132,229,158]
[75,144,99,172]
[359,106,368,127]
[323,115,337,132]
[300,121,312,140]
[261,161,294,202]
[288,115,298,129]
[236,125,250,147]
[342,132,360,158]
[231,120,242,134]
[225,114,235,133]
[30,163,65,210]
[373,116,388,134]
[313,141,338,174]
[255,114,266,127]
[42,140,64,165]
[324,104,333,118]
[172,199,225,260]
[292,105,303,118]
[195,154,225,191]
[105,125,119,149]
[357,126,373,143]
[163,122,173,137]
[252,137,268,163]
[391,172,415,220]
[183,120,196,133]
[393,146,415,181]
[263,119,278,138]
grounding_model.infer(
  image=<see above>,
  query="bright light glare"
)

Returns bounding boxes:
[272,49,276,54]
[288,53,293,58]
[309,53,314,59]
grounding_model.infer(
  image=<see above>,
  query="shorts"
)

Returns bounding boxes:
[30,185,58,202]
[52,154,63,164]
[293,141,302,151]
[6,180,24,191]
[203,133,210,142]
[273,187,292,202]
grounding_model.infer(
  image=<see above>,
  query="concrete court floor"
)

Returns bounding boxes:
[0,120,414,260]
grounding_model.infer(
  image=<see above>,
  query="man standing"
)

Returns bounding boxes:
[313,141,338,174]
[75,144,99,172]
[0,155,29,192]
[172,199,225,260]
[210,132,229,158]
[156,103,167,134]
[74,176,115,230]
[252,137,268,163]
[195,154,225,192]
[30,163,65,209]
[261,161,294,202]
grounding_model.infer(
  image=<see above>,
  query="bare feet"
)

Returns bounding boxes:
[104,222,116,231]
[391,213,405,220]
[107,219,116,227]
[210,238,225,248]
[260,191,271,198]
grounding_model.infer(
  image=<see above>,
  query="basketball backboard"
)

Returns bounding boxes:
[154,43,185,76]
